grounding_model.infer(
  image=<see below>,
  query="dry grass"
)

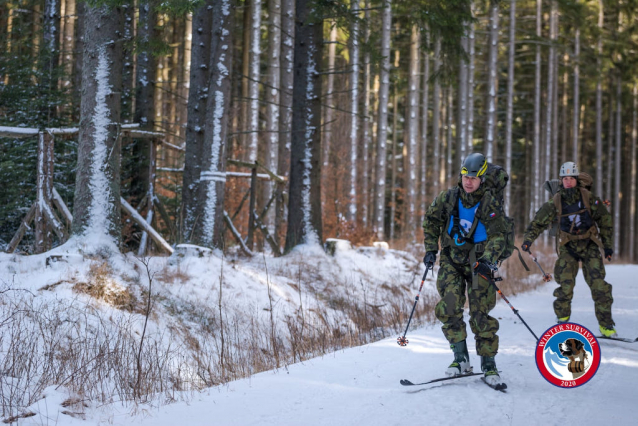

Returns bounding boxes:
[72,260,137,311]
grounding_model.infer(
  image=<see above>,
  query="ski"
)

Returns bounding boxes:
[481,377,507,392]
[596,335,638,343]
[400,372,483,387]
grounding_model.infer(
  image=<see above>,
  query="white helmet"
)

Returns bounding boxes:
[559,162,579,178]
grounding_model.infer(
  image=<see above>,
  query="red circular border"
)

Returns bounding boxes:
[535,323,601,388]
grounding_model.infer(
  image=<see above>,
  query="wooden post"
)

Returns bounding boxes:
[246,163,257,250]
[6,203,37,253]
[35,131,54,253]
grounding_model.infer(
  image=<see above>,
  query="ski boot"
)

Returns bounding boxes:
[481,356,505,388]
[599,325,618,338]
[556,316,570,324]
[445,340,472,377]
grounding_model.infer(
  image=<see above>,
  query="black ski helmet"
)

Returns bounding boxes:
[461,153,488,178]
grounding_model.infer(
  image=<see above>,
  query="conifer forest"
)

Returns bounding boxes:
[1,0,638,260]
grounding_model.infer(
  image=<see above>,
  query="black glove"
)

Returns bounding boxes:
[474,259,497,280]
[604,248,613,261]
[423,251,436,269]
[521,241,532,253]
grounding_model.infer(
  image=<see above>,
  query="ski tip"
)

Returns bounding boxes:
[400,379,415,386]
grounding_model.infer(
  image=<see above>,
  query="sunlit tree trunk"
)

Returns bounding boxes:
[504,0,515,215]
[572,28,580,162]
[466,5,476,152]
[276,0,295,246]
[420,29,430,218]
[361,0,371,228]
[595,0,604,196]
[322,22,337,177]
[457,33,468,168]
[404,24,419,236]
[432,38,441,196]
[263,0,281,230]
[372,0,392,240]
[532,0,542,218]
[485,0,499,163]
[614,76,621,256]
[347,0,360,224]
[247,0,262,163]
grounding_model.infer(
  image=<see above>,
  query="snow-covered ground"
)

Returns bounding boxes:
[15,258,637,425]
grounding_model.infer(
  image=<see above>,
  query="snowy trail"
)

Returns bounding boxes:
[122,265,638,426]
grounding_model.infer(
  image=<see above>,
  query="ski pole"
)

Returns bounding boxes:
[397,266,431,346]
[490,276,539,342]
[528,250,552,282]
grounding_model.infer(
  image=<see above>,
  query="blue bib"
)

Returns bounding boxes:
[447,199,487,244]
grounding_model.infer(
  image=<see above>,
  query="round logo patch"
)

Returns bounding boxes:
[535,323,601,388]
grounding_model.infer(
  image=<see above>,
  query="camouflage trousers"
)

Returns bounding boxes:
[553,242,615,327]
[434,254,499,357]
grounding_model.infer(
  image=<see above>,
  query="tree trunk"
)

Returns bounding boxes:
[420,29,430,219]
[404,24,419,236]
[73,0,85,119]
[432,38,441,196]
[135,0,157,129]
[347,0,360,224]
[323,22,337,174]
[561,53,569,166]
[504,0,515,215]
[73,3,124,249]
[247,0,262,162]
[275,0,295,246]
[467,5,476,152]
[120,3,134,121]
[361,0,371,228]
[572,28,580,162]
[285,0,323,250]
[457,33,468,169]
[607,92,614,201]
[596,0,604,196]
[263,0,281,230]
[532,0,542,218]
[485,0,499,163]
[544,1,556,186]
[181,1,213,243]
[630,85,637,262]
[372,0,392,240]
[42,0,61,124]
[446,87,453,180]
[614,76,621,256]
[193,0,235,249]
[390,85,398,241]
[61,0,76,93]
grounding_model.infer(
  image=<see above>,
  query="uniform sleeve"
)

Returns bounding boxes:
[422,190,449,253]
[476,193,505,264]
[590,196,613,250]
[523,200,557,243]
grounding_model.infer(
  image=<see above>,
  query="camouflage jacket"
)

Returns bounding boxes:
[523,187,612,250]
[422,178,507,265]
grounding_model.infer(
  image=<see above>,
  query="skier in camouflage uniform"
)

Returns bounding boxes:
[423,153,508,386]
[522,161,616,337]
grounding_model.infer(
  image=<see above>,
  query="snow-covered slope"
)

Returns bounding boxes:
[4,244,637,426]
[124,264,634,426]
